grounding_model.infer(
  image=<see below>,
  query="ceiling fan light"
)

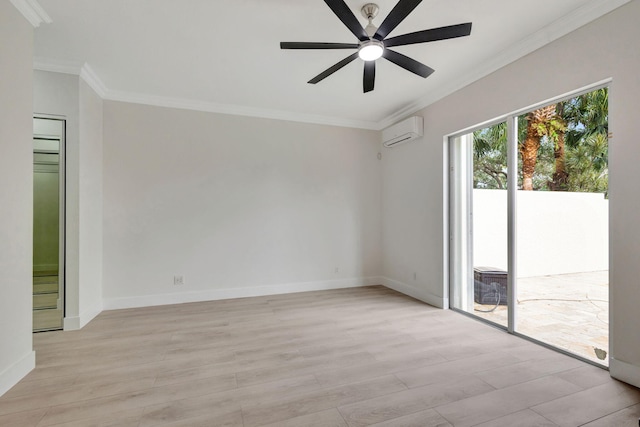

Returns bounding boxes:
[358,40,384,61]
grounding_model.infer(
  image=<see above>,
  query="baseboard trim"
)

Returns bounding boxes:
[63,301,104,330]
[380,277,444,308]
[0,351,35,397]
[103,277,382,310]
[610,357,640,388]
[63,316,79,330]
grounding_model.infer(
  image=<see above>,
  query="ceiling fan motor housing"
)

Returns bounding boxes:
[361,3,380,37]
[361,3,380,20]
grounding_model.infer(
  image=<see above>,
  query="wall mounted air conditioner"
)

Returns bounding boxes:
[382,116,424,148]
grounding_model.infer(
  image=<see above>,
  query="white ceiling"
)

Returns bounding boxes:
[32,0,626,129]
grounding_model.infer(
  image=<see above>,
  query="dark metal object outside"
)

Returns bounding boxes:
[474,266,508,305]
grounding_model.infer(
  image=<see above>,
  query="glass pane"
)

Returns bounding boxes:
[515,88,609,365]
[471,123,509,328]
[451,122,508,328]
[34,138,60,153]
[32,117,64,332]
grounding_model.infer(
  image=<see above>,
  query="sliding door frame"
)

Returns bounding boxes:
[506,114,517,333]
[447,79,612,366]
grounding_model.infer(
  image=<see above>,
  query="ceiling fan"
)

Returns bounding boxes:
[280,0,472,93]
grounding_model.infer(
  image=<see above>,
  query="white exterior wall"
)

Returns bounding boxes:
[473,190,608,277]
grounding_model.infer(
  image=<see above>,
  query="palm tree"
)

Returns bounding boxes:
[520,105,564,190]
[549,102,569,191]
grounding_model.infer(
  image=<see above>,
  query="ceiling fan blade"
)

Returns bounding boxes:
[308,52,359,84]
[280,42,359,49]
[324,0,369,42]
[373,0,422,41]
[382,49,434,78]
[384,23,472,47]
[363,61,375,93]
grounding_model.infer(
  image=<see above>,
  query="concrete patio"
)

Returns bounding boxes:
[473,270,609,365]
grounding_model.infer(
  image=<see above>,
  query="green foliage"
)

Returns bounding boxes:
[565,88,609,148]
[473,123,508,189]
[566,132,608,194]
[472,88,608,194]
[533,116,567,143]
[531,135,555,189]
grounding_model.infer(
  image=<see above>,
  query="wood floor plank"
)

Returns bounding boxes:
[367,409,453,427]
[338,376,494,427]
[259,408,348,427]
[0,374,156,416]
[580,403,640,427]
[471,409,559,427]
[0,408,46,427]
[138,395,241,427]
[241,375,407,427]
[434,376,584,427]
[37,374,237,426]
[41,408,144,427]
[530,380,640,427]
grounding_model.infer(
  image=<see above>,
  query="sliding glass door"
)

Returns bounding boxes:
[449,86,609,366]
[449,123,509,329]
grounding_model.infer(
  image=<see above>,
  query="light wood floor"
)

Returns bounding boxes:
[2,286,640,426]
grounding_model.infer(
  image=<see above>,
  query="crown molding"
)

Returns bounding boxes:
[34,58,108,99]
[377,0,631,129]
[33,59,378,130]
[34,57,83,75]
[10,0,51,27]
[79,64,108,98]
[103,90,380,130]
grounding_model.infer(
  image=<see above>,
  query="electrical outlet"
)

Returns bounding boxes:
[413,272,417,281]
[335,267,339,273]
[173,275,185,286]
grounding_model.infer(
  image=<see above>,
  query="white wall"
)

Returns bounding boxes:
[77,79,104,327]
[381,1,640,387]
[381,137,444,305]
[33,71,104,329]
[473,190,608,277]
[0,0,35,396]
[103,102,382,308]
